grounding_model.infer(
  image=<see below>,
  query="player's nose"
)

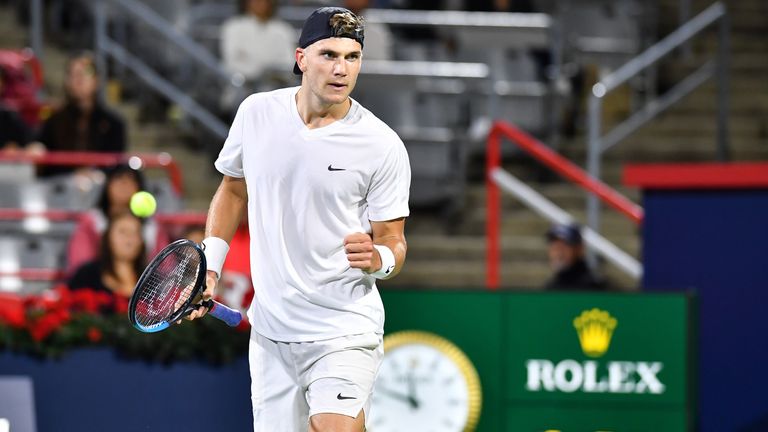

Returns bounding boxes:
[332,59,347,76]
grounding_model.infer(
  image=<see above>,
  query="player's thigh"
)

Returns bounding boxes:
[250,330,308,432]
[309,410,365,432]
[302,333,383,426]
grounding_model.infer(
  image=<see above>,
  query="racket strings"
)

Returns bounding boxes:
[134,246,202,327]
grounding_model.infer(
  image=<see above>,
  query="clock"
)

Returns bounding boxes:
[368,330,482,432]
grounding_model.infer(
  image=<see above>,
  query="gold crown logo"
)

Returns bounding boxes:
[573,308,617,358]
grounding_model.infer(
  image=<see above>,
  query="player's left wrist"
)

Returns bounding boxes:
[370,244,396,279]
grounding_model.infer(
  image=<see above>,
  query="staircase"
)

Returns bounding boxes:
[385,0,767,291]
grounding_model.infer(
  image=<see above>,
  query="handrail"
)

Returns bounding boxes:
[0,152,185,195]
[0,209,207,226]
[92,0,232,140]
[0,269,65,281]
[485,120,643,289]
[490,168,642,280]
[188,4,553,31]
[586,2,729,235]
[103,0,239,87]
[0,210,207,285]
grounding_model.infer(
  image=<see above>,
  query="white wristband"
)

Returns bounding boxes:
[370,244,396,279]
[201,236,229,278]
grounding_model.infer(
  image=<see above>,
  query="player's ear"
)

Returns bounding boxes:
[295,47,307,74]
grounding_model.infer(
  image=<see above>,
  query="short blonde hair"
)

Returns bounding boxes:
[329,12,364,39]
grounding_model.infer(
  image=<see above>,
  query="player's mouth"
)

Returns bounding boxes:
[329,83,347,90]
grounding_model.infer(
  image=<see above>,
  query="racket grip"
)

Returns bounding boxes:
[207,300,243,327]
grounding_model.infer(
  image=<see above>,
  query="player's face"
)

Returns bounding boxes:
[109,214,143,261]
[297,37,362,106]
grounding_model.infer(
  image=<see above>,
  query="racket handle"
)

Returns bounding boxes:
[204,300,243,327]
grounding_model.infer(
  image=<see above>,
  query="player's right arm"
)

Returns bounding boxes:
[187,175,247,321]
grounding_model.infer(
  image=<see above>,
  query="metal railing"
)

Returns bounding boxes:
[0,151,185,194]
[92,0,237,140]
[586,1,729,235]
[486,121,643,289]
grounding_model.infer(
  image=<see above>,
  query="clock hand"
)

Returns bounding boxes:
[406,372,420,409]
[378,385,420,409]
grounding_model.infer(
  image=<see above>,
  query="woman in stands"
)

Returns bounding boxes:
[65,163,168,276]
[35,51,126,176]
[68,211,146,302]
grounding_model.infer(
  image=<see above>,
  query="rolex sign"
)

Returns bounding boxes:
[506,293,693,431]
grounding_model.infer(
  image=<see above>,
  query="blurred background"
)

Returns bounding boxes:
[0,0,766,431]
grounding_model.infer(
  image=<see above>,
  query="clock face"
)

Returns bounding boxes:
[368,332,481,432]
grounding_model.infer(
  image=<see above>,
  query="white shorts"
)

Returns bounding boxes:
[249,329,384,432]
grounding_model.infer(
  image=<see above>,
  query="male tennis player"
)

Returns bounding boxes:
[188,7,410,432]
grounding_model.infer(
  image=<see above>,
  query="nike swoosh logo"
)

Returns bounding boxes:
[337,393,356,400]
[328,165,346,171]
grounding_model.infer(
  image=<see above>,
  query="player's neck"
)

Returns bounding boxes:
[295,88,350,130]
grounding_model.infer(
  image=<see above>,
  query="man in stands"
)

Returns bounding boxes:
[544,222,606,290]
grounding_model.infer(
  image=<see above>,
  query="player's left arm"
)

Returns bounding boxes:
[344,217,407,279]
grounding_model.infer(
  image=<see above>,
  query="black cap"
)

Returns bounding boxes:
[546,223,583,246]
[293,7,364,75]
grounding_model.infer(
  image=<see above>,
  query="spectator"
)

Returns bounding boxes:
[220,0,295,83]
[35,51,126,175]
[0,68,31,151]
[65,163,169,276]
[344,0,393,60]
[543,223,606,290]
[68,211,146,307]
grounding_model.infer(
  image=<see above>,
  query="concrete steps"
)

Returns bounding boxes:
[119,103,219,211]
[0,5,26,48]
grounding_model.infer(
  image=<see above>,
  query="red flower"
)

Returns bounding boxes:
[87,327,102,343]
[28,312,67,341]
[0,293,26,328]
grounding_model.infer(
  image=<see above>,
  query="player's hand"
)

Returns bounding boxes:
[185,270,218,321]
[344,232,381,273]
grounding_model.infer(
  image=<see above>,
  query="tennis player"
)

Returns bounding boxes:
[188,7,410,432]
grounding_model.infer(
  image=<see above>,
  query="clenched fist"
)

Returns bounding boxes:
[344,232,381,273]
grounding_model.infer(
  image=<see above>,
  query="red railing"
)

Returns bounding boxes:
[0,209,207,226]
[0,210,208,282]
[0,269,65,281]
[0,151,185,195]
[485,121,644,289]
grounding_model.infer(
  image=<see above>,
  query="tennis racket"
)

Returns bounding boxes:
[128,239,243,333]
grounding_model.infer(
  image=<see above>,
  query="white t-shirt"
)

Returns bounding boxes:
[215,86,411,342]
[220,16,296,80]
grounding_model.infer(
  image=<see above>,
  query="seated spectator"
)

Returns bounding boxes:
[345,0,393,60]
[220,0,295,84]
[66,163,169,275]
[68,211,146,307]
[35,51,126,175]
[543,223,606,290]
[0,68,31,151]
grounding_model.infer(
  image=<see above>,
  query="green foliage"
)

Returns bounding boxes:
[0,288,249,364]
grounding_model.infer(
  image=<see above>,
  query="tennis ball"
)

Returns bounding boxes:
[129,191,157,218]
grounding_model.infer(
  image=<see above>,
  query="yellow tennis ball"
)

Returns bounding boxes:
[129,191,157,218]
